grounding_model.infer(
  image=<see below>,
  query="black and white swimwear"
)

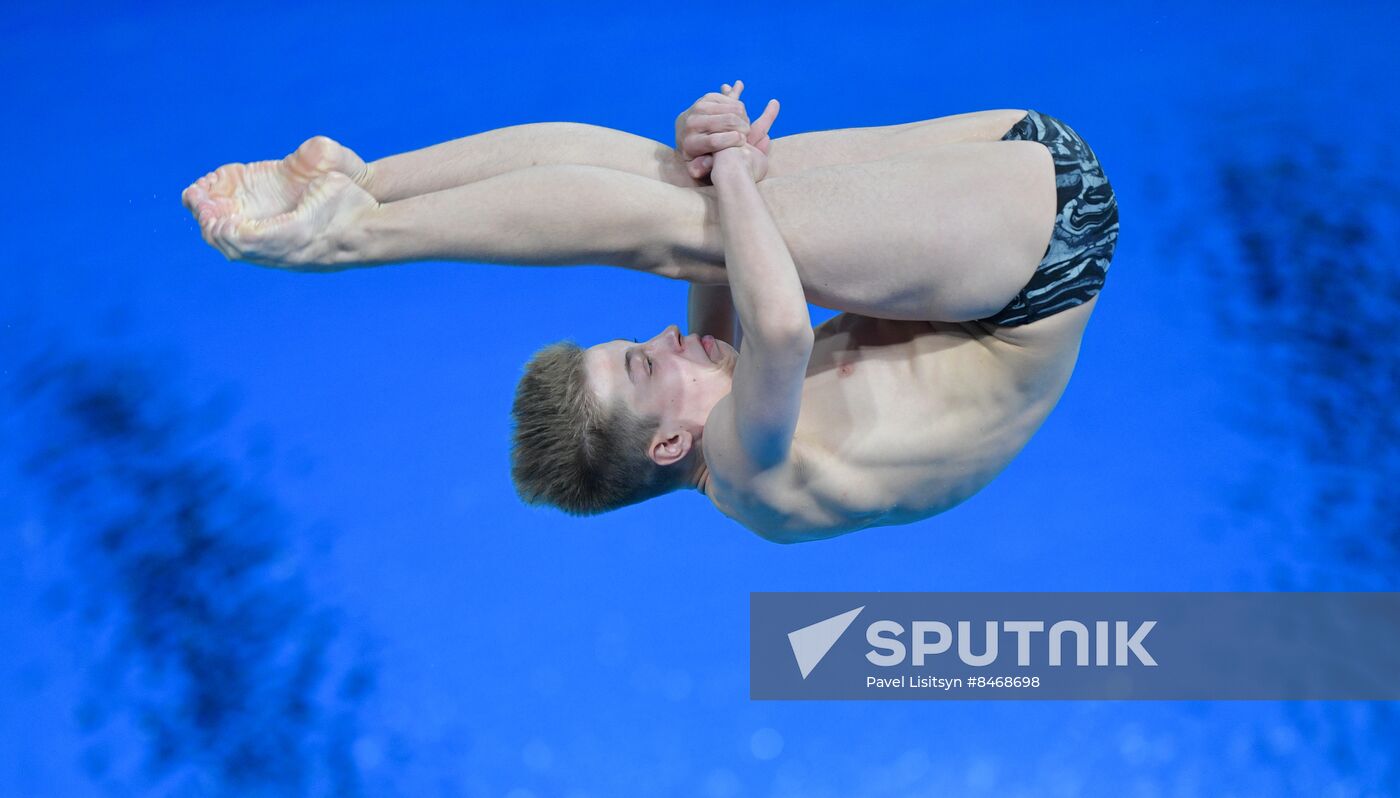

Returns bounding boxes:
[980,110,1119,326]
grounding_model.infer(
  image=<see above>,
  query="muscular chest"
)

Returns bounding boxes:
[797,315,1013,445]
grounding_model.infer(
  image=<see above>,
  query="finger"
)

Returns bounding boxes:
[685,113,750,135]
[693,98,746,116]
[712,131,745,148]
[688,155,716,181]
[732,79,744,100]
[681,130,745,158]
[681,130,747,158]
[751,98,780,140]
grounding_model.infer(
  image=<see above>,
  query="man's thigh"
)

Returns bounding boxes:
[766,109,1031,180]
[753,140,1058,321]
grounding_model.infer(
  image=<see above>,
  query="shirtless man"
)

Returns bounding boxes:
[181,81,1118,543]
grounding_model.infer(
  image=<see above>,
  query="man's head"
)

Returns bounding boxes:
[511,324,738,515]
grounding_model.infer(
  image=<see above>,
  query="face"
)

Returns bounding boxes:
[584,324,739,466]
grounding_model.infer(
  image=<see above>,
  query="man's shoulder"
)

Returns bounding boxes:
[700,434,839,540]
[698,419,797,507]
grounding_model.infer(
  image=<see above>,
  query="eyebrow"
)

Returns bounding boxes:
[623,348,636,384]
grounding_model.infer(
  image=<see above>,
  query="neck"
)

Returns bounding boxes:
[687,451,712,495]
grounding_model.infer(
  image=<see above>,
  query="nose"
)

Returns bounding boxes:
[646,325,683,353]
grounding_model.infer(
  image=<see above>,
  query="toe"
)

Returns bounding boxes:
[212,215,244,261]
[210,164,242,197]
[195,197,233,224]
[198,214,227,258]
[238,215,268,243]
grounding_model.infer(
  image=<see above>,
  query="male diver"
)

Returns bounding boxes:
[181,81,1118,543]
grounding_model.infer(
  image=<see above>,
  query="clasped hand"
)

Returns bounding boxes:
[674,80,780,183]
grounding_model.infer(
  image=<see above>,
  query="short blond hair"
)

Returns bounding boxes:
[510,341,678,515]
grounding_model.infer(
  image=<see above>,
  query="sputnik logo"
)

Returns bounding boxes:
[787,606,864,679]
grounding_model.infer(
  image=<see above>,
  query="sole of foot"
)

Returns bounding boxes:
[182,136,370,226]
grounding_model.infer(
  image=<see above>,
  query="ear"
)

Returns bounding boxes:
[649,429,694,467]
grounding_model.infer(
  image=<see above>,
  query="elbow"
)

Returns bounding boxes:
[749,319,814,354]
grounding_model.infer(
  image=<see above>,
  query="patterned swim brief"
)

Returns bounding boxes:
[980,110,1119,326]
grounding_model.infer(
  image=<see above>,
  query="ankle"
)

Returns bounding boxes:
[357,161,383,201]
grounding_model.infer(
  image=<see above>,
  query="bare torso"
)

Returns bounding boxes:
[698,107,1099,540]
[704,296,1096,541]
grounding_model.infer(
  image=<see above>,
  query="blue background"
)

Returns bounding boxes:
[2,1,1397,795]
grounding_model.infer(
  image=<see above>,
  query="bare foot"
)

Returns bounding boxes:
[182,135,369,217]
[198,170,380,270]
[181,135,370,249]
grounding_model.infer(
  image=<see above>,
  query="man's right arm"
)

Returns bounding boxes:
[705,147,813,471]
[687,284,740,349]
